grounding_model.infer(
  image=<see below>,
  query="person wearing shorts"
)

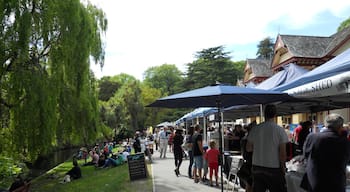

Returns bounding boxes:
[191,124,204,183]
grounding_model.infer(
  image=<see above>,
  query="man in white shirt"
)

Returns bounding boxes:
[246,104,288,192]
[158,127,168,158]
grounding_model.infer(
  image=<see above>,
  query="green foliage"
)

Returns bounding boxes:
[232,60,246,80]
[98,77,121,101]
[115,127,134,141]
[98,74,145,138]
[143,64,184,95]
[184,46,239,89]
[0,156,23,187]
[140,85,162,127]
[256,37,274,59]
[0,0,107,162]
[338,16,350,31]
[142,65,185,128]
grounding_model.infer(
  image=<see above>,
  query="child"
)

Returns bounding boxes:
[204,140,220,187]
[202,145,209,182]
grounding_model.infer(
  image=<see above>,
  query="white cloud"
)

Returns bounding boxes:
[90,0,350,80]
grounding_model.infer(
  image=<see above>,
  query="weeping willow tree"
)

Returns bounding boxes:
[0,0,107,161]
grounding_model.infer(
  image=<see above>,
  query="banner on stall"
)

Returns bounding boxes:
[285,71,350,98]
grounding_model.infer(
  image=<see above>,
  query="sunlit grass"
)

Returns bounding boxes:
[29,148,152,192]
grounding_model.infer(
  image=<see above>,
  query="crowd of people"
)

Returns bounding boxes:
[237,105,349,192]
[80,142,127,169]
[147,104,350,192]
[151,124,222,187]
[6,105,348,192]
[59,141,130,184]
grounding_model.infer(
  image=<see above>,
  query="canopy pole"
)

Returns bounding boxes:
[221,111,224,153]
[203,113,207,145]
[260,104,264,122]
[216,100,224,192]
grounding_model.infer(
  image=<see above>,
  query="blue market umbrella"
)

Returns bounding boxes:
[147,83,295,192]
[148,83,295,108]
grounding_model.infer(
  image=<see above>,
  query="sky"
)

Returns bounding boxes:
[89,0,350,80]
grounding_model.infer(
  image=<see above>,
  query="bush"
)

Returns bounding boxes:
[0,155,27,188]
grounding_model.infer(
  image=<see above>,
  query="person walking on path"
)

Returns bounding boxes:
[173,128,184,176]
[158,127,168,158]
[168,126,175,153]
[192,124,204,183]
[301,113,350,192]
[185,126,194,179]
[246,104,288,192]
[204,140,220,187]
[152,146,225,192]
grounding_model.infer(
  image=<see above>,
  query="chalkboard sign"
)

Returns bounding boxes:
[127,153,147,181]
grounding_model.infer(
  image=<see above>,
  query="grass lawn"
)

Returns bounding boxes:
[29,149,153,192]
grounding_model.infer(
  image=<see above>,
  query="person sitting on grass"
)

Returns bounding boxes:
[102,154,124,168]
[121,149,130,163]
[97,153,106,167]
[62,159,81,183]
[83,150,99,166]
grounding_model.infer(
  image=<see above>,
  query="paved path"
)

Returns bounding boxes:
[151,149,244,192]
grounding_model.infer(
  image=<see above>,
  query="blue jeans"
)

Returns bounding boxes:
[192,155,203,169]
[188,150,193,177]
[103,158,117,168]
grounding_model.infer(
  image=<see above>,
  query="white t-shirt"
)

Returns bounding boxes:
[122,151,130,162]
[247,121,288,168]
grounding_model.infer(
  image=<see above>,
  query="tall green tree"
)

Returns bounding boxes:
[184,46,239,89]
[99,74,144,134]
[142,65,189,128]
[232,60,246,80]
[140,84,162,128]
[0,0,107,160]
[98,77,121,101]
[143,64,183,96]
[256,37,274,59]
[338,16,350,31]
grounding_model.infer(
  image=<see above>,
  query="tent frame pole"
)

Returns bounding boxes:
[217,100,224,192]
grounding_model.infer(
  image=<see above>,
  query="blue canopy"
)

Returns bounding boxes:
[274,48,350,92]
[255,63,309,90]
[175,107,217,124]
[147,84,295,108]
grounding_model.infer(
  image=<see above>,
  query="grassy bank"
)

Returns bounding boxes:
[29,152,152,192]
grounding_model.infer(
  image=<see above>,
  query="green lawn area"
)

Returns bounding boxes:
[28,149,152,192]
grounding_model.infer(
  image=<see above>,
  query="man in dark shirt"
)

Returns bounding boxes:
[192,124,204,183]
[66,159,82,180]
[303,113,350,192]
[231,124,245,151]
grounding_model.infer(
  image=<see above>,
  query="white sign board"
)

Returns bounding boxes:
[285,71,350,98]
